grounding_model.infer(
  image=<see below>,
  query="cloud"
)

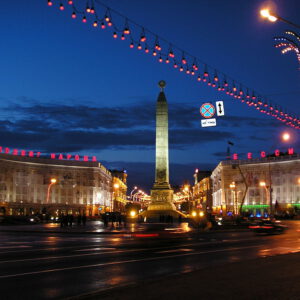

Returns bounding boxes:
[0,101,236,152]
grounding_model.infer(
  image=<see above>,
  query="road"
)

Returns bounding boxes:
[0,220,299,299]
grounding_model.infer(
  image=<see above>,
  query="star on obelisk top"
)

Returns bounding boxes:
[158,80,166,91]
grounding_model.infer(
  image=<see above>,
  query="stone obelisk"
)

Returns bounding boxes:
[145,81,182,220]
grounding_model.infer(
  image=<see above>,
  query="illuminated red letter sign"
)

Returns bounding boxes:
[75,155,80,161]
[288,148,294,155]
[37,152,41,157]
[58,154,63,160]
[5,148,10,154]
[92,156,97,162]
[0,146,2,153]
[21,150,26,156]
[232,153,238,160]
[275,149,280,157]
[66,154,72,160]
[51,153,56,159]
[247,152,252,159]
[260,151,266,158]
[29,151,34,157]
[12,149,18,155]
[83,156,88,162]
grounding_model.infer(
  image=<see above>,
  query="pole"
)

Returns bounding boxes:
[46,183,54,203]
[269,162,273,217]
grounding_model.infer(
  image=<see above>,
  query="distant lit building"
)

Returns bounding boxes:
[0,153,113,216]
[211,155,300,216]
[111,170,128,212]
[193,176,212,213]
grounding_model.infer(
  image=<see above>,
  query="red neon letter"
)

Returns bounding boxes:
[288,148,294,155]
[58,154,63,160]
[51,153,56,159]
[75,155,80,161]
[36,152,41,157]
[247,152,252,159]
[275,149,280,157]
[12,149,18,155]
[0,146,2,153]
[83,156,88,162]
[92,156,97,162]
[29,151,34,157]
[5,148,10,154]
[232,153,238,160]
[21,150,26,156]
[260,151,266,158]
[66,154,72,160]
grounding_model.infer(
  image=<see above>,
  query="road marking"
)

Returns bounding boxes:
[0,245,261,279]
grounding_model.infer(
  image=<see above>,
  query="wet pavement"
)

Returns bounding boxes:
[0,220,299,299]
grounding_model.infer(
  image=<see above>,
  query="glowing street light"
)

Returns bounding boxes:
[260,8,300,29]
[259,181,266,187]
[46,178,57,203]
[281,132,290,142]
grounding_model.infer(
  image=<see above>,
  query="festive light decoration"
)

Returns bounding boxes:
[46,0,300,129]
[274,30,300,67]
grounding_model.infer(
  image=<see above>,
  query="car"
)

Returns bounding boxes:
[248,219,287,234]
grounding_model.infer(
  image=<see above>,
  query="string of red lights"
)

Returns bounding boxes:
[47,0,300,129]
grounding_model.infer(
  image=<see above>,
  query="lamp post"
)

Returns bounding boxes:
[260,9,300,29]
[46,178,57,204]
[229,182,239,215]
[113,183,120,212]
[259,181,271,216]
[130,186,138,202]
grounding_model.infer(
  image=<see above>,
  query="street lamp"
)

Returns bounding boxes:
[46,178,57,204]
[260,8,300,29]
[130,186,138,202]
[229,182,238,215]
[112,183,120,212]
[259,181,271,215]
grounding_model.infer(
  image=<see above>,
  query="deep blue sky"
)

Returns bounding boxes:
[1,0,300,191]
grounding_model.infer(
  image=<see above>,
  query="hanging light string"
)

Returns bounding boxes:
[47,0,300,129]
[274,30,300,68]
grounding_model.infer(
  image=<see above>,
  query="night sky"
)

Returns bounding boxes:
[1,0,300,192]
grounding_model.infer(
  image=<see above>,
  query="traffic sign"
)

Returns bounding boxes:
[201,118,217,127]
[200,103,215,118]
[216,101,225,116]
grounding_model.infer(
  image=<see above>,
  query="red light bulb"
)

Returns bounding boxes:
[140,36,146,42]
[124,28,130,35]
[186,69,190,74]
[197,76,201,81]
[158,57,163,63]
[214,76,218,82]
[48,0,53,6]
[145,47,149,53]
[90,7,95,14]
[59,3,64,10]
[121,34,125,40]
[204,71,209,77]
[165,58,170,64]
[101,22,106,29]
[153,50,157,56]
[173,63,178,68]
[113,32,118,38]
[82,16,87,23]
[191,71,195,75]
[137,44,142,50]
[72,12,76,19]
[68,0,73,4]
[179,66,184,72]
[169,51,174,58]
[130,42,134,49]
[182,58,187,64]
[93,21,98,27]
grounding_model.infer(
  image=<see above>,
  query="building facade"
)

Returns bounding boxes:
[111,170,128,212]
[0,153,113,217]
[211,155,300,216]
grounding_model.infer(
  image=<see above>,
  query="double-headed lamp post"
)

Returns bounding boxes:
[46,178,57,204]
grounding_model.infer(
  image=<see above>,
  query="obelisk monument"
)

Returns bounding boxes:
[145,81,183,220]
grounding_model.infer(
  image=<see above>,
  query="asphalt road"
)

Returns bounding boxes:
[0,220,299,299]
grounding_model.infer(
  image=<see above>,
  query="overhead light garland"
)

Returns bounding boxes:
[274,30,300,67]
[47,0,300,129]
